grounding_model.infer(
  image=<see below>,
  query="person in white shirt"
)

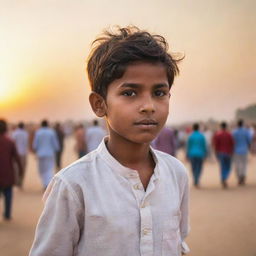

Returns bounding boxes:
[33,120,59,190]
[30,26,190,256]
[11,122,29,187]
[86,119,106,152]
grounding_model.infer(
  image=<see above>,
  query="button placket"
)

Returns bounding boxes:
[127,172,145,207]
[140,202,153,256]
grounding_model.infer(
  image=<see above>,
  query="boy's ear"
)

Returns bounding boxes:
[89,92,107,117]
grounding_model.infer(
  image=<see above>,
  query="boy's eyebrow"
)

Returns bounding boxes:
[120,83,169,89]
[154,83,169,89]
[120,83,140,89]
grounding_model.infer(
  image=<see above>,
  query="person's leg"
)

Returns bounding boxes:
[195,157,203,186]
[55,151,61,170]
[221,154,231,188]
[42,156,55,189]
[190,157,197,186]
[58,150,63,170]
[38,157,53,189]
[217,153,224,180]
[19,155,27,187]
[240,154,247,185]
[3,187,13,219]
[234,154,242,184]
[223,155,232,180]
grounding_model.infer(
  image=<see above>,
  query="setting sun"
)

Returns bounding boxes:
[0,76,13,102]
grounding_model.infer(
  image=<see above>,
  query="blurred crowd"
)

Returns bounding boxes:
[152,120,256,189]
[0,118,106,220]
[0,118,256,220]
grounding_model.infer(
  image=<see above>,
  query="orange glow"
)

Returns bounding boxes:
[0,73,35,109]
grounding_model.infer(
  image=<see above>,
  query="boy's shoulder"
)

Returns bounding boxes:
[55,150,98,183]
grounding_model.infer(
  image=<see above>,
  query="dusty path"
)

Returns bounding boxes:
[0,137,256,256]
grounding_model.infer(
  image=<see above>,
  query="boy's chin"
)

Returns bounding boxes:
[129,134,157,145]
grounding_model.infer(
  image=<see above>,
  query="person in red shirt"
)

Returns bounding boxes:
[212,122,234,188]
[0,119,23,220]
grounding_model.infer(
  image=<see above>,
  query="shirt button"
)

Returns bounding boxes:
[133,183,141,190]
[142,228,151,236]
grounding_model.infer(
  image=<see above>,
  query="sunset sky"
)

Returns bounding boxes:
[1,0,255,125]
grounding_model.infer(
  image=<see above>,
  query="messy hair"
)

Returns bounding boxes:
[87,26,183,98]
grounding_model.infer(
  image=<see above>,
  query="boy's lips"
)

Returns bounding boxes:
[134,119,158,126]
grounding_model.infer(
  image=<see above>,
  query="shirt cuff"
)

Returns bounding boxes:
[181,241,190,254]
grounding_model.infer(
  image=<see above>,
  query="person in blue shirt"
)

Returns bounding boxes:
[232,119,251,185]
[186,123,207,188]
[33,120,60,190]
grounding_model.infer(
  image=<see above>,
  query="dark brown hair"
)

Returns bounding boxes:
[87,26,183,98]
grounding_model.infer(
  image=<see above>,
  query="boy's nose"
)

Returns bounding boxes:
[139,97,156,113]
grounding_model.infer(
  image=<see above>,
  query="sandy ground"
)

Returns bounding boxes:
[0,136,256,256]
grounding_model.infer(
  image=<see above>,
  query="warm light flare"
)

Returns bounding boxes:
[0,73,32,108]
[0,76,14,103]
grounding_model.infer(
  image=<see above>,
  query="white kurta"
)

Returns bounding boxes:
[30,138,190,256]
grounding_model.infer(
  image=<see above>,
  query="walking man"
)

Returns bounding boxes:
[86,119,106,152]
[33,120,59,190]
[0,119,23,220]
[12,122,29,187]
[213,122,234,188]
[187,123,207,188]
[232,120,251,185]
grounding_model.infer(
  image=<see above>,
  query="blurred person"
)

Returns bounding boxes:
[232,119,251,185]
[0,119,23,220]
[33,120,59,190]
[203,125,214,161]
[212,122,234,188]
[28,123,38,152]
[152,126,177,156]
[250,124,256,155]
[11,122,29,187]
[74,124,87,158]
[54,122,65,170]
[29,26,190,256]
[186,123,207,188]
[86,119,106,152]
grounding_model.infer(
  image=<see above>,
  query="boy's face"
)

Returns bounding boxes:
[103,61,170,144]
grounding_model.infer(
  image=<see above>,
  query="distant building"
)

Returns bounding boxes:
[236,104,256,122]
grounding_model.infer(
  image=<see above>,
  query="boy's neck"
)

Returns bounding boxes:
[106,136,153,169]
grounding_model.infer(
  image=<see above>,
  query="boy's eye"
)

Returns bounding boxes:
[122,90,136,97]
[154,90,167,97]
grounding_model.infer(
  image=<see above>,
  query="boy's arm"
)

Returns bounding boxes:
[29,177,84,256]
[180,172,190,254]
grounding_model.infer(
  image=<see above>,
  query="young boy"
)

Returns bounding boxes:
[29,26,190,256]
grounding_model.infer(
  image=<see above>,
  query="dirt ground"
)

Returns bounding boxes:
[0,136,256,256]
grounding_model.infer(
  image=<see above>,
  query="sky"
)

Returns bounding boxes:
[0,0,255,125]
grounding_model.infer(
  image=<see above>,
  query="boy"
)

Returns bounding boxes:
[29,26,190,256]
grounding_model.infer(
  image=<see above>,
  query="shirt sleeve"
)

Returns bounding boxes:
[29,176,84,256]
[180,171,190,254]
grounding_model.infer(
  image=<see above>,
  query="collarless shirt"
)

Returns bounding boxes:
[30,138,190,256]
